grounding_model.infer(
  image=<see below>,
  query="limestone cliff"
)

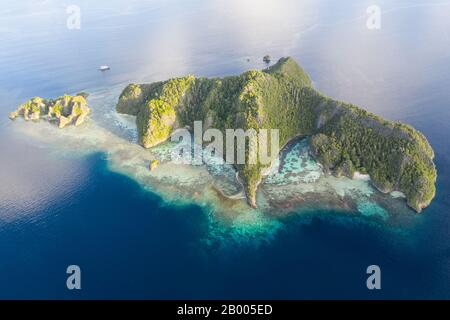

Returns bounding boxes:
[9,94,91,128]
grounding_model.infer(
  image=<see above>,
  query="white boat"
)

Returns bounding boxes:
[99,65,110,71]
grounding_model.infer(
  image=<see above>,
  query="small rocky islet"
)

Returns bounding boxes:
[9,93,90,128]
[9,57,437,213]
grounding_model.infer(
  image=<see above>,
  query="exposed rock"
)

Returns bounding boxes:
[30,111,40,121]
[58,115,72,128]
[335,160,356,179]
[150,159,159,171]
[75,113,87,126]
[9,111,19,120]
[9,94,90,129]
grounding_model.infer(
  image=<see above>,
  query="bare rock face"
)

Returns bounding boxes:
[75,113,88,126]
[9,111,19,120]
[149,159,159,171]
[58,115,72,129]
[9,94,91,128]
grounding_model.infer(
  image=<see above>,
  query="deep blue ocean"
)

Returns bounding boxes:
[0,0,449,299]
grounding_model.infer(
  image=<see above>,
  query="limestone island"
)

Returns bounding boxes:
[115,57,437,213]
[9,93,90,128]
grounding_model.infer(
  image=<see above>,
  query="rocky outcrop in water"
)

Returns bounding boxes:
[150,159,159,171]
[9,94,91,128]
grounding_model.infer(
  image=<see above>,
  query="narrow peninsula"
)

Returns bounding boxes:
[115,57,436,212]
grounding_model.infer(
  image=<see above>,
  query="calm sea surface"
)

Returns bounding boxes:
[0,0,449,298]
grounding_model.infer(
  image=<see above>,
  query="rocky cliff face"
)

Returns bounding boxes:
[117,78,194,148]
[9,94,91,128]
[116,57,437,212]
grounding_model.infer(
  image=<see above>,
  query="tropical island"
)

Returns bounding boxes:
[8,58,436,213]
[9,93,90,128]
[115,57,437,213]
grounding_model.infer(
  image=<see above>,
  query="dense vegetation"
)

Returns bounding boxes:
[309,101,436,211]
[116,57,436,212]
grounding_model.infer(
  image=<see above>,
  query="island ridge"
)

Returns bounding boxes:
[115,57,437,213]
